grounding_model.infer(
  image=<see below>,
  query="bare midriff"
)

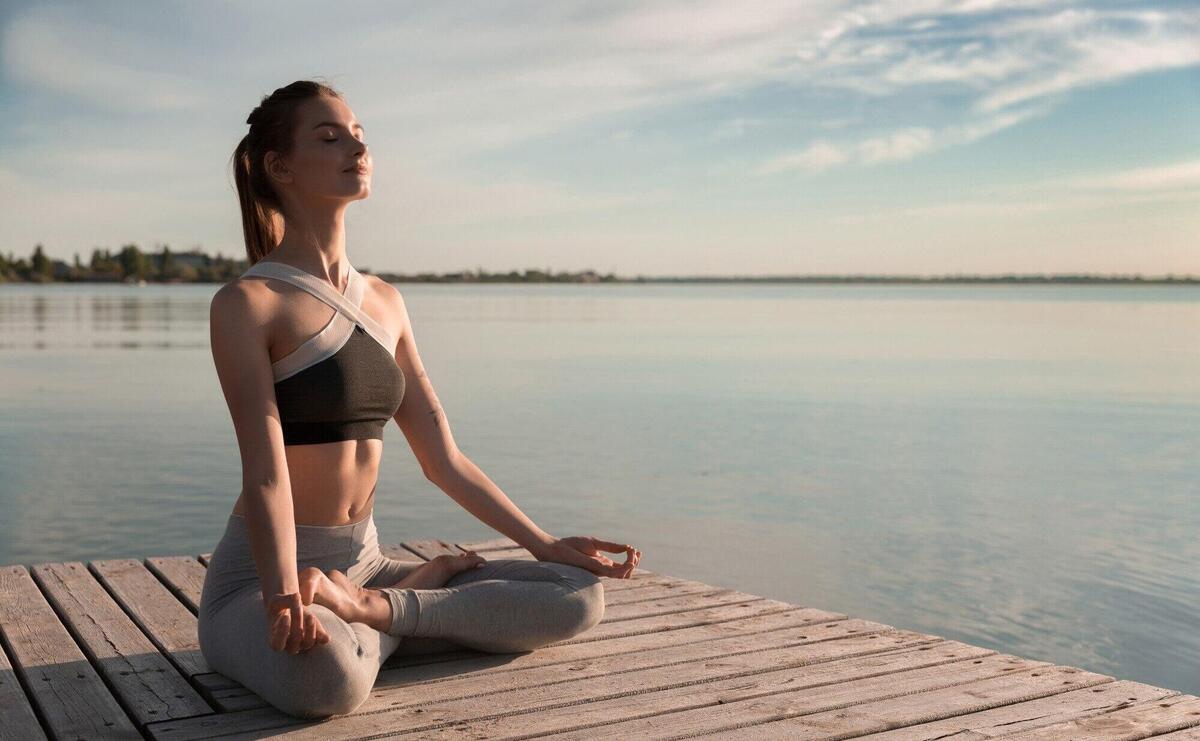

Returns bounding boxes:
[231,438,384,526]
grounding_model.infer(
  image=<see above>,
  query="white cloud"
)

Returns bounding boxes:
[756,140,848,174]
[758,105,1046,175]
[977,31,1200,112]
[1065,159,1200,192]
[856,127,935,163]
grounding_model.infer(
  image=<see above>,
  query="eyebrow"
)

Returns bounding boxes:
[312,121,365,134]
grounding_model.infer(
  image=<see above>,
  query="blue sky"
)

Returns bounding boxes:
[1,0,1197,276]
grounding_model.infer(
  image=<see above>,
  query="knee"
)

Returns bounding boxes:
[562,569,605,635]
[269,639,375,719]
[568,573,604,633]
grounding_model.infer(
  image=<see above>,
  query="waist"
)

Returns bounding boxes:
[215,507,382,572]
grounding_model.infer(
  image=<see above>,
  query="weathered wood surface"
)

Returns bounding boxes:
[0,534,1196,741]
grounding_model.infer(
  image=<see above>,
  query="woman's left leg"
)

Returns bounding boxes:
[352,555,461,656]
[360,555,606,654]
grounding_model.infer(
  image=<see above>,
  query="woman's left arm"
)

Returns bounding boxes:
[378,280,640,578]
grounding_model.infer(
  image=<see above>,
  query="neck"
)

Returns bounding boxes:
[272,202,351,285]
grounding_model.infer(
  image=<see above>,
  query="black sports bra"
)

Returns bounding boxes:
[241,260,405,446]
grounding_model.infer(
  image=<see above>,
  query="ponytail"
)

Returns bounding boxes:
[229,79,344,265]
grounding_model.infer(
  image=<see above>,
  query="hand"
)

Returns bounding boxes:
[264,591,332,654]
[531,536,641,578]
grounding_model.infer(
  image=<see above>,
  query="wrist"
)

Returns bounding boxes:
[525,532,558,559]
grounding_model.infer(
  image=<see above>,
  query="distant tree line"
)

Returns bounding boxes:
[0,243,1194,284]
[0,244,621,284]
[0,243,247,284]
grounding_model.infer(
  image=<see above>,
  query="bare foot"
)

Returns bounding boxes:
[392,551,487,590]
[298,567,370,624]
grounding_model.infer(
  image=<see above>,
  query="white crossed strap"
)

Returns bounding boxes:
[241,260,397,354]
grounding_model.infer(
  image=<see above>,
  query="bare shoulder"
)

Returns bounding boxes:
[210,276,277,332]
[363,272,402,302]
[362,273,410,338]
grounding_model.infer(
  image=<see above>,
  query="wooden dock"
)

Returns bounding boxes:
[2,536,1198,740]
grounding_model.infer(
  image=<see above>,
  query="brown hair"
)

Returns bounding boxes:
[231,79,344,264]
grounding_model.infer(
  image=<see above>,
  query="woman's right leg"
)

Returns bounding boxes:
[197,585,392,720]
[197,512,399,720]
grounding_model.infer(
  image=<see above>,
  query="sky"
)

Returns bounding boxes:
[1,0,1197,277]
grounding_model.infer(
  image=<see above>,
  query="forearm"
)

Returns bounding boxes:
[240,483,299,601]
[430,454,557,554]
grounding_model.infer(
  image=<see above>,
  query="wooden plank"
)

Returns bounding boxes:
[198,553,212,565]
[600,588,765,622]
[0,564,142,739]
[30,562,213,726]
[473,546,535,560]
[455,536,520,551]
[579,596,801,641]
[976,692,1200,740]
[206,686,273,712]
[1153,726,1200,740]
[599,572,693,592]
[0,635,47,741]
[853,679,1185,740]
[381,543,428,562]
[90,559,208,679]
[624,663,1112,740]
[401,539,466,560]
[145,556,207,614]
[596,579,732,607]
[193,671,245,693]
[146,633,971,740]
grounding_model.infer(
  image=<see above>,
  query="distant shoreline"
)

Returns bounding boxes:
[5,274,1199,286]
[3,245,1196,285]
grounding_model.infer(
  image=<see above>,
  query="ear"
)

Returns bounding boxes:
[264,151,292,184]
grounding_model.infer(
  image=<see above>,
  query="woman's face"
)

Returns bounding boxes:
[270,95,371,204]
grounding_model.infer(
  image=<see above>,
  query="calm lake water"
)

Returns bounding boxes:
[1,281,1197,694]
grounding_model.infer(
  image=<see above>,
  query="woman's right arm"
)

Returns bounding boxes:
[209,280,328,653]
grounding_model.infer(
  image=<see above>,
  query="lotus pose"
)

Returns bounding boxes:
[197,79,641,720]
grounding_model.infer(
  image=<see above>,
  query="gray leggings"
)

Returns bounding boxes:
[197,510,605,719]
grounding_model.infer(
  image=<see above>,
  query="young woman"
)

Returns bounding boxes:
[197,79,641,720]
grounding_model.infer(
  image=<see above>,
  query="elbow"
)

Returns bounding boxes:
[422,450,462,486]
[241,469,287,498]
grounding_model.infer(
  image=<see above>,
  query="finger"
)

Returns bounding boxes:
[558,548,613,576]
[286,602,304,654]
[300,611,318,652]
[589,538,635,554]
[592,556,630,578]
[620,549,641,578]
[311,613,331,645]
[269,609,290,652]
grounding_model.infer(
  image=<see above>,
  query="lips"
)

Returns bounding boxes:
[344,163,369,173]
